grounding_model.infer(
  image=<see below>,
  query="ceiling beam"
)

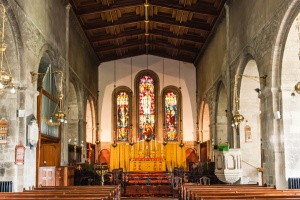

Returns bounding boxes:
[90,29,145,42]
[150,16,211,31]
[150,30,205,44]
[82,14,144,31]
[90,29,204,44]
[71,0,144,15]
[95,41,145,52]
[148,0,220,16]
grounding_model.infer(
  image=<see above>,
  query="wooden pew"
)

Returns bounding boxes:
[181,183,300,200]
[0,185,120,200]
[182,183,272,200]
[33,185,121,199]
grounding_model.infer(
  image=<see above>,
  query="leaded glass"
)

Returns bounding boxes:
[165,91,178,141]
[139,75,155,140]
[117,91,129,141]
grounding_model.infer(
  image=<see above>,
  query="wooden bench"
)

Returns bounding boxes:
[0,185,120,200]
[181,183,300,200]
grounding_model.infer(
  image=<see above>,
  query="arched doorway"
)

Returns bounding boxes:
[239,59,262,184]
[86,99,96,164]
[281,13,300,179]
[199,101,211,161]
[186,148,198,170]
[216,82,228,144]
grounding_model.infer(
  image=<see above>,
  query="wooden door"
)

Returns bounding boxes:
[40,143,60,166]
[200,141,210,162]
[38,166,56,186]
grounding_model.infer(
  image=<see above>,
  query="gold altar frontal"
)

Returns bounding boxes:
[110,140,187,172]
[129,158,166,172]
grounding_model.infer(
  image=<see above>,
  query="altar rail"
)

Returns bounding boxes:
[122,171,173,196]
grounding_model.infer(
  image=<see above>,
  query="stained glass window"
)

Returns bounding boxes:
[139,75,155,140]
[116,91,129,141]
[165,91,178,141]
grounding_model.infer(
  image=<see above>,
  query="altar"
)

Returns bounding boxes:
[109,140,186,172]
[129,158,166,171]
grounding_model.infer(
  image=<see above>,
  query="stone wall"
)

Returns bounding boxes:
[195,0,298,189]
[0,0,99,191]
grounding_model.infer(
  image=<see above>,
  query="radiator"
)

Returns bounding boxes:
[288,178,300,189]
[0,181,12,192]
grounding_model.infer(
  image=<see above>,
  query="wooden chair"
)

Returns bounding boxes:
[199,176,210,185]
[173,177,183,198]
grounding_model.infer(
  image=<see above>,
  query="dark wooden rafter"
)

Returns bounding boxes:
[148,0,220,16]
[95,41,145,52]
[82,13,144,31]
[149,16,212,32]
[70,0,227,64]
[71,0,144,15]
[90,29,204,44]
[98,51,145,63]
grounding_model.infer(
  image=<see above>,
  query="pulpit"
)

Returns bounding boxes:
[214,148,242,184]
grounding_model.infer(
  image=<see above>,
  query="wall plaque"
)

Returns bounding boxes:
[0,118,8,144]
[15,141,26,165]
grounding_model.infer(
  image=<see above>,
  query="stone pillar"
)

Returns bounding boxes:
[61,3,71,167]
[78,119,86,162]
[271,87,286,189]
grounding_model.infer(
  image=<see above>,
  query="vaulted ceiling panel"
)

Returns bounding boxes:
[70,0,227,65]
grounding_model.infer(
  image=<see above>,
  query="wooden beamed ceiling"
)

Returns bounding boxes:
[70,0,226,65]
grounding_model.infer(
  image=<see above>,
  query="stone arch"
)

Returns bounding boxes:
[86,96,96,144]
[99,149,110,169]
[279,7,300,184]
[271,0,300,189]
[239,59,262,185]
[199,100,210,143]
[215,81,228,145]
[0,0,23,81]
[186,148,198,170]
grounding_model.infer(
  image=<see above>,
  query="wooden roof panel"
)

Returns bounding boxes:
[70,0,227,64]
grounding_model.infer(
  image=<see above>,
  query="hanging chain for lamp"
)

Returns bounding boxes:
[0,4,16,95]
[114,60,116,88]
[231,74,244,128]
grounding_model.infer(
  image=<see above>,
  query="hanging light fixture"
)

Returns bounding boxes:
[0,4,15,96]
[30,70,67,124]
[231,74,244,128]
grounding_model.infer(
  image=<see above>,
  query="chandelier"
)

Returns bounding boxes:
[0,4,15,95]
[30,70,67,124]
[231,74,244,128]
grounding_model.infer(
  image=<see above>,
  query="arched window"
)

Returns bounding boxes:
[136,70,159,141]
[163,86,181,141]
[86,100,94,143]
[113,86,132,141]
[40,65,59,137]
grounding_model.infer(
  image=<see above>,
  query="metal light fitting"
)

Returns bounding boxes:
[0,4,15,96]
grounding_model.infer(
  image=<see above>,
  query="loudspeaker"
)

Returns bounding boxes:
[274,111,281,119]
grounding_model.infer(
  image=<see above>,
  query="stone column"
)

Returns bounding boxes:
[61,3,71,167]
